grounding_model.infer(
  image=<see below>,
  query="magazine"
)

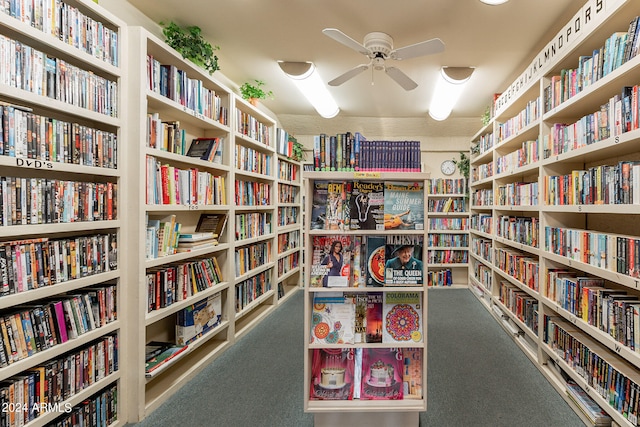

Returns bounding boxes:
[384,181,424,230]
[310,235,353,287]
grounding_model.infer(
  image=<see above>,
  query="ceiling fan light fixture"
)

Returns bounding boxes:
[428,67,474,121]
[278,61,340,118]
[479,0,509,5]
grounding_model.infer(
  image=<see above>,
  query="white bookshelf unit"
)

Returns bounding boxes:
[468,0,640,425]
[0,0,125,425]
[303,171,428,427]
[426,178,470,288]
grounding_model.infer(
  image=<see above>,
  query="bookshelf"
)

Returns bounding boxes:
[0,0,124,425]
[303,171,428,427]
[468,0,640,424]
[276,153,303,302]
[426,178,469,288]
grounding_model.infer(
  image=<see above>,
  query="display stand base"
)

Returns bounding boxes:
[314,411,419,427]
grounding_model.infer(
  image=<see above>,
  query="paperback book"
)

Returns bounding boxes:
[360,348,404,400]
[384,181,424,230]
[310,292,355,344]
[384,234,424,286]
[309,348,356,400]
[175,293,222,345]
[383,291,423,344]
[310,235,352,287]
[185,137,220,162]
[349,181,385,231]
[145,341,188,377]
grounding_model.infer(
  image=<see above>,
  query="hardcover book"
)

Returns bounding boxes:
[195,213,228,238]
[186,137,220,161]
[309,348,355,400]
[310,235,352,287]
[382,291,423,344]
[175,292,222,345]
[366,292,383,343]
[360,348,404,400]
[365,236,385,287]
[384,235,424,286]
[384,181,424,230]
[145,341,188,376]
[349,181,384,231]
[310,292,355,345]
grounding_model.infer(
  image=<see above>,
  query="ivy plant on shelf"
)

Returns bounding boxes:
[240,80,274,106]
[452,152,470,194]
[161,21,220,74]
[289,135,306,162]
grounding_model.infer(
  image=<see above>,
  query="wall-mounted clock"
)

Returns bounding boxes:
[440,159,456,176]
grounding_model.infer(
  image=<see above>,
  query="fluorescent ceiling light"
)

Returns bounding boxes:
[278,61,340,118]
[479,0,509,4]
[428,67,474,121]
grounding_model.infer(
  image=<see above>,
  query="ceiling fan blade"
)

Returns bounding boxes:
[390,38,445,60]
[385,67,418,91]
[328,64,370,86]
[322,28,370,56]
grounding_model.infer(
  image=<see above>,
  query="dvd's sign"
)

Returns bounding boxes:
[15,158,53,169]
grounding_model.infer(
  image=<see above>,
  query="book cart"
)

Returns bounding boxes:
[469,0,640,425]
[0,0,125,424]
[303,171,429,427]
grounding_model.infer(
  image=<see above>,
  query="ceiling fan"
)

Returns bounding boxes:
[322,28,445,91]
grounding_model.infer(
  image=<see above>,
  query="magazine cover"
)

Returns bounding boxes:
[360,348,404,400]
[352,235,365,288]
[353,293,367,344]
[349,181,385,231]
[366,292,383,343]
[310,292,355,345]
[384,235,424,285]
[382,291,423,344]
[325,181,348,230]
[402,348,423,399]
[310,235,352,287]
[310,180,328,230]
[384,181,424,230]
[365,236,385,287]
[309,348,356,400]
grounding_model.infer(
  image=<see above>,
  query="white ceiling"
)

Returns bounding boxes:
[124,0,587,123]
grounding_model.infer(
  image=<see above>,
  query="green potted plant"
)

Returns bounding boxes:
[481,105,491,126]
[289,136,306,162]
[452,152,470,193]
[240,80,274,106]
[161,21,220,74]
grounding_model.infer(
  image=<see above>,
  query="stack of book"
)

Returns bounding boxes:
[176,232,218,252]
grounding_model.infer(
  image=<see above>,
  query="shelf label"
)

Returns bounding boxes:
[16,158,53,169]
[188,205,200,210]
[614,344,621,354]
[353,172,380,178]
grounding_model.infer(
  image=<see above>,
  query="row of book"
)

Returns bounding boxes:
[470,214,492,234]
[473,264,492,289]
[235,109,270,146]
[234,180,271,206]
[545,83,640,158]
[0,334,118,426]
[427,233,468,248]
[145,156,226,206]
[495,97,541,143]
[496,215,539,248]
[495,139,539,175]
[311,180,424,231]
[235,270,271,313]
[494,247,539,292]
[0,103,118,168]
[1,177,117,227]
[146,56,227,124]
[235,144,271,175]
[311,291,422,345]
[146,215,180,259]
[277,183,298,204]
[545,226,640,278]
[427,250,468,265]
[544,18,640,111]
[277,158,298,182]
[277,230,300,253]
[0,34,118,117]
[235,212,271,241]
[0,234,118,295]
[472,161,493,181]
[426,178,467,195]
[277,206,298,227]
[0,284,117,367]
[498,280,539,334]
[471,237,492,262]
[309,347,422,401]
[146,255,223,313]
[545,316,638,423]
[544,161,640,206]
[0,0,119,66]
[471,188,493,207]
[495,181,539,206]
[45,384,118,427]
[312,133,422,173]
[427,197,467,213]
[235,242,271,277]
[277,252,299,276]
[428,217,469,231]
[426,269,453,287]
[310,234,424,288]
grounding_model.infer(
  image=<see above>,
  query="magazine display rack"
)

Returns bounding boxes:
[468,0,640,425]
[303,171,429,427]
